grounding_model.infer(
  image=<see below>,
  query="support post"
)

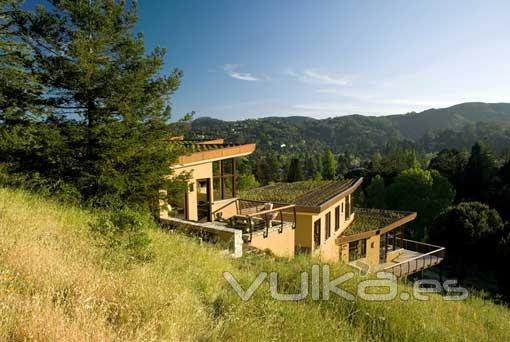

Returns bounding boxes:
[232,158,237,197]
[220,160,225,200]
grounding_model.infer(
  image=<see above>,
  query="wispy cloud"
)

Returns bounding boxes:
[223,64,261,81]
[286,68,350,86]
[316,89,461,109]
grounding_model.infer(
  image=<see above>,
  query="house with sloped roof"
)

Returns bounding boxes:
[160,138,445,277]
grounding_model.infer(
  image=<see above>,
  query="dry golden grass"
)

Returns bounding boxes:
[1,187,509,341]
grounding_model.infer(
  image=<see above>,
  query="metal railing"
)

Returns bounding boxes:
[212,198,297,241]
[382,239,445,278]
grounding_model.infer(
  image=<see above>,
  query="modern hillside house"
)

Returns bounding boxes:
[161,138,445,277]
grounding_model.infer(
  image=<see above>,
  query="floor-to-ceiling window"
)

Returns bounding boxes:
[167,184,188,220]
[213,159,236,200]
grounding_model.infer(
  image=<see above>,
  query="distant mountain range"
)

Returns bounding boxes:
[189,102,510,156]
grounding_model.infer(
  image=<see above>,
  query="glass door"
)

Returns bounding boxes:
[197,179,211,222]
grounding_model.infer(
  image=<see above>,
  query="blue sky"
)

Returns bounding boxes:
[28,1,510,120]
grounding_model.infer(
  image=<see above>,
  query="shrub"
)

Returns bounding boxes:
[0,167,82,205]
[89,208,153,265]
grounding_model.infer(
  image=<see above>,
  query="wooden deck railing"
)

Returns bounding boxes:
[212,199,296,241]
[382,239,445,278]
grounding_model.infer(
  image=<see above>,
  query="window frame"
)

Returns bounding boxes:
[335,205,340,231]
[213,158,237,200]
[313,218,321,247]
[325,212,331,239]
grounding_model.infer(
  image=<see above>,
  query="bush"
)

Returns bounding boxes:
[0,167,82,205]
[89,208,153,265]
[429,202,504,281]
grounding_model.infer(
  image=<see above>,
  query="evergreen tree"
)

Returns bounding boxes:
[321,149,336,180]
[496,224,510,299]
[256,152,280,184]
[428,148,468,198]
[0,0,44,122]
[336,153,350,178]
[2,0,183,210]
[287,157,303,182]
[366,175,386,209]
[303,154,318,179]
[491,159,510,222]
[459,142,498,203]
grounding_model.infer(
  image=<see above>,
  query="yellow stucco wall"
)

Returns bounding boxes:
[171,162,213,221]
[298,194,355,262]
[248,226,295,258]
[365,235,381,266]
[295,213,313,249]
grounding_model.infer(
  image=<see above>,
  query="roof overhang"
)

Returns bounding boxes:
[336,211,417,245]
[174,143,256,168]
[296,178,363,213]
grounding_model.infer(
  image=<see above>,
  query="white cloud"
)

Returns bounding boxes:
[223,64,260,82]
[286,68,350,86]
[316,89,462,109]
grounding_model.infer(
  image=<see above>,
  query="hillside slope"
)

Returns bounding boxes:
[388,102,510,140]
[189,102,510,155]
[1,188,509,341]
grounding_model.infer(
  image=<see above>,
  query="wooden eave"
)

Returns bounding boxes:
[196,138,225,145]
[176,143,256,166]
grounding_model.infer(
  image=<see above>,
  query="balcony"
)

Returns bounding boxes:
[379,239,445,278]
[212,199,297,242]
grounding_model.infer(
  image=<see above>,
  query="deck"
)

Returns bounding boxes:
[348,239,445,278]
[379,248,444,278]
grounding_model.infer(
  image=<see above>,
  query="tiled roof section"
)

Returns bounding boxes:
[342,208,415,236]
[239,179,361,208]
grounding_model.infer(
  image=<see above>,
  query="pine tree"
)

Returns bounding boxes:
[2,0,183,210]
[321,149,336,180]
[460,142,498,203]
[256,152,280,184]
[287,158,303,182]
[0,0,45,122]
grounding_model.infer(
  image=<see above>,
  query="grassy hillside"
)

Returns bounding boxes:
[1,188,509,341]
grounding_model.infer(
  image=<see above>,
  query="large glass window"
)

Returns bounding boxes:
[348,239,367,262]
[213,159,237,200]
[314,219,321,247]
[167,185,188,219]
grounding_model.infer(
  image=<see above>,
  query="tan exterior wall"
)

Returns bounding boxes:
[366,235,381,266]
[301,194,355,262]
[295,213,313,249]
[171,162,213,221]
[248,226,295,258]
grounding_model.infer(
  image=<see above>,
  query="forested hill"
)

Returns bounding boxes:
[189,102,510,156]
